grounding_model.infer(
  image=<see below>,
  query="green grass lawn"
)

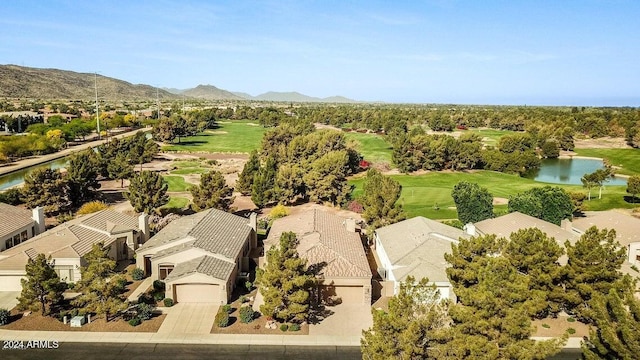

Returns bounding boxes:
[163,175,192,192]
[163,196,189,211]
[469,128,515,146]
[574,148,640,176]
[349,170,636,220]
[162,120,266,153]
[344,132,393,164]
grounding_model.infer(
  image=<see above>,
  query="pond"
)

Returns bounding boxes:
[526,158,628,186]
[0,157,69,191]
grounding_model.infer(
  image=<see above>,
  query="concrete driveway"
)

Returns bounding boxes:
[309,304,373,337]
[157,303,219,334]
[0,291,20,310]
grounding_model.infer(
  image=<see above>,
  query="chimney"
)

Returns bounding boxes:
[344,218,356,233]
[138,213,149,243]
[463,223,476,236]
[560,219,572,232]
[32,207,45,235]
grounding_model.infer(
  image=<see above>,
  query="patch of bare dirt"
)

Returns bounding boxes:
[574,136,631,149]
[2,310,165,332]
[314,123,342,131]
[493,197,508,205]
[532,316,590,338]
[232,194,256,212]
[205,130,228,134]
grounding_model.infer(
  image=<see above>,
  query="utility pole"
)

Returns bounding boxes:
[156,87,160,121]
[95,72,100,140]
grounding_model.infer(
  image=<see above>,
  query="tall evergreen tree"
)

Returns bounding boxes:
[66,150,101,206]
[564,226,626,320]
[626,175,640,203]
[251,156,277,208]
[236,150,260,195]
[360,169,406,231]
[125,170,169,214]
[361,276,449,360]
[72,243,127,321]
[22,168,69,215]
[190,170,234,212]
[17,254,66,316]
[508,186,573,225]
[256,232,316,323]
[451,181,494,224]
[107,153,134,187]
[303,150,352,206]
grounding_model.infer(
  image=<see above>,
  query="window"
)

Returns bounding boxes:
[13,234,20,246]
[55,265,74,282]
[21,230,28,241]
[32,226,35,237]
[159,264,174,280]
[5,238,12,249]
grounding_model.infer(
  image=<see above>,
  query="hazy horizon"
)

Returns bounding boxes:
[1,1,639,106]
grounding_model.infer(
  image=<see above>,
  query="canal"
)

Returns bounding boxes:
[0,157,69,191]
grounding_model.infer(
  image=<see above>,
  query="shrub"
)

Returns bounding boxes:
[567,317,576,323]
[153,280,165,292]
[137,293,154,305]
[128,317,141,326]
[347,200,364,214]
[289,323,300,332]
[0,308,10,325]
[215,311,229,328]
[239,306,254,323]
[240,295,247,303]
[163,298,174,307]
[137,303,154,320]
[0,188,24,205]
[56,212,74,224]
[542,323,550,329]
[245,281,253,292]
[280,324,289,332]
[77,201,109,215]
[222,304,232,314]
[130,268,145,281]
[153,292,165,301]
[269,204,289,219]
[567,327,576,335]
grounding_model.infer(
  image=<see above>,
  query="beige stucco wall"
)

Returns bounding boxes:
[0,273,24,291]
[135,237,196,270]
[165,273,229,304]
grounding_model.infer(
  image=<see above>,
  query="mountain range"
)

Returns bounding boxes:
[0,64,356,102]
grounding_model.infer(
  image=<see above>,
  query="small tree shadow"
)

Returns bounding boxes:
[623,195,639,204]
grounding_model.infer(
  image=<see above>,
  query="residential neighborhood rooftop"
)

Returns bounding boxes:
[0,203,36,238]
[571,210,640,246]
[474,212,578,246]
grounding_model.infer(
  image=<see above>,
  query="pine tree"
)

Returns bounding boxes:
[125,170,169,214]
[236,150,260,195]
[256,232,316,323]
[582,279,640,360]
[72,243,127,321]
[22,167,69,215]
[17,254,66,316]
[66,150,101,206]
[451,181,494,224]
[564,226,626,320]
[361,276,449,360]
[107,153,134,188]
[251,156,277,208]
[190,170,234,212]
[360,169,406,231]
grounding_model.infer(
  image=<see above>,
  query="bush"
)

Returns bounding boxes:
[566,317,576,323]
[567,327,576,335]
[542,323,550,329]
[153,280,165,292]
[0,308,10,325]
[269,204,289,219]
[56,212,74,224]
[153,292,165,301]
[128,317,141,326]
[240,295,247,303]
[222,304,232,314]
[289,323,300,332]
[77,201,109,215]
[163,298,174,307]
[245,281,253,292]
[347,200,364,214]
[137,303,154,321]
[280,324,289,332]
[239,306,254,323]
[137,293,154,305]
[215,311,229,328]
[130,267,145,281]
[0,188,24,205]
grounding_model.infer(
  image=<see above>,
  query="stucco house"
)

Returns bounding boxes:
[135,208,257,305]
[0,203,45,252]
[260,209,372,305]
[0,209,148,291]
[374,216,469,301]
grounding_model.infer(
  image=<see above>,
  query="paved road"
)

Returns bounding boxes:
[0,343,362,360]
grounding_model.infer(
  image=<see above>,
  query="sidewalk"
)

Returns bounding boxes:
[127,277,153,303]
[0,127,151,177]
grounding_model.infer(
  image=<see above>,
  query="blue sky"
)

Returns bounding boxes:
[1,0,638,105]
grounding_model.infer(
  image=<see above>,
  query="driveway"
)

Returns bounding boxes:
[0,291,20,310]
[157,303,219,334]
[309,304,373,337]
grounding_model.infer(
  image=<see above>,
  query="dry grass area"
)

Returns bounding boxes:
[574,136,630,149]
[532,316,590,338]
[2,310,165,332]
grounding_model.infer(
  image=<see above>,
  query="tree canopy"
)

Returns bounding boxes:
[360,169,405,232]
[22,168,69,215]
[17,253,65,316]
[190,169,234,212]
[125,170,169,214]
[508,186,573,225]
[451,181,494,224]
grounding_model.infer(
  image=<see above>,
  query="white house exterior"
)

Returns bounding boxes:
[0,203,45,252]
[374,217,468,302]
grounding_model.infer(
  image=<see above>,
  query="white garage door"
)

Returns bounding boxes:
[0,275,24,291]
[321,285,363,304]
[175,284,220,303]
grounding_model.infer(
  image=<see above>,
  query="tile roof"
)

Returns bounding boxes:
[474,212,578,246]
[165,255,236,282]
[0,209,139,271]
[572,210,640,246]
[375,217,468,282]
[141,208,252,260]
[80,210,139,235]
[266,209,371,279]
[0,203,35,238]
